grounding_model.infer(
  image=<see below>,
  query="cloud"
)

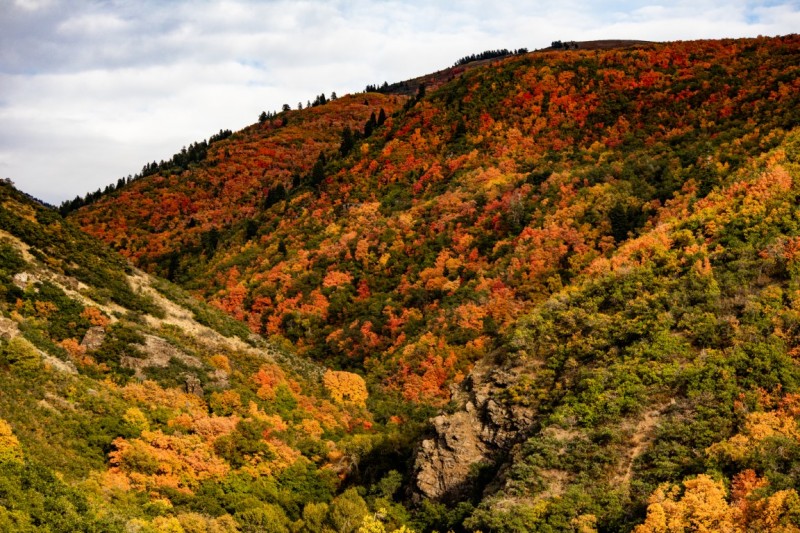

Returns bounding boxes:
[0,0,797,204]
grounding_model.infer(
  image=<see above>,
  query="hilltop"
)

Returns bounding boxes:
[4,34,800,531]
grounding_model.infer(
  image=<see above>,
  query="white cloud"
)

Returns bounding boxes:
[0,0,797,204]
[57,13,128,36]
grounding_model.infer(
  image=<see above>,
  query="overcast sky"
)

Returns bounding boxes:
[1,0,798,204]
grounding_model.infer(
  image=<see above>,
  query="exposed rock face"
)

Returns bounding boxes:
[413,358,536,501]
[0,316,20,339]
[185,374,203,396]
[80,326,106,351]
[12,272,34,289]
[415,411,490,500]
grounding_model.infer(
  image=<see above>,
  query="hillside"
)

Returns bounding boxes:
[0,181,406,531]
[26,33,800,530]
[76,35,800,398]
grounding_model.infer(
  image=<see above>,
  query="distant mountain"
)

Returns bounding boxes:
[33,33,800,530]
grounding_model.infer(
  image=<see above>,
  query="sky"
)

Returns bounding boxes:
[1,0,799,205]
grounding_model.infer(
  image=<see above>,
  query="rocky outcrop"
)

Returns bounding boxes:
[412,357,536,501]
[185,374,203,396]
[12,272,35,289]
[80,326,106,351]
[0,316,20,339]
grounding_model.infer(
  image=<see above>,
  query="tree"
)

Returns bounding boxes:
[634,475,736,533]
[0,419,22,463]
[329,488,369,533]
[236,504,290,533]
[323,370,368,406]
[259,111,268,123]
[364,112,377,137]
[309,153,327,186]
[340,127,355,156]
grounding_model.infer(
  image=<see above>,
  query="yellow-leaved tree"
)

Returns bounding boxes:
[0,419,22,463]
[323,370,368,406]
[634,474,737,533]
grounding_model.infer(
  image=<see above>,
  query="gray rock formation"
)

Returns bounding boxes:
[412,357,535,501]
[80,326,106,351]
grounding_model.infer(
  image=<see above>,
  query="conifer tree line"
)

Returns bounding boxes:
[452,47,528,66]
[59,129,233,216]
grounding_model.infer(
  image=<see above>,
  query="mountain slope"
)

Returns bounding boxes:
[0,181,402,532]
[74,35,800,402]
[56,34,800,531]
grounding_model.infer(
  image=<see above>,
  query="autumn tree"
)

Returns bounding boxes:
[324,370,368,406]
[0,419,22,463]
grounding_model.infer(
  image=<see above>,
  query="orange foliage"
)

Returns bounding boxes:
[636,471,800,533]
[252,364,287,400]
[323,270,354,288]
[73,36,800,405]
[0,419,22,463]
[81,306,110,327]
[109,430,229,493]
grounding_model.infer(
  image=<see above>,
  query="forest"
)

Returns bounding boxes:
[1,34,800,531]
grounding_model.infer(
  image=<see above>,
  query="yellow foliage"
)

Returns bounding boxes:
[175,512,239,533]
[2,336,41,372]
[208,354,231,374]
[635,471,800,533]
[120,381,207,419]
[209,390,242,416]
[708,409,800,462]
[123,407,150,433]
[571,514,598,533]
[357,510,416,533]
[0,419,22,463]
[323,370,368,406]
[634,475,737,533]
[298,418,324,440]
[152,516,184,533]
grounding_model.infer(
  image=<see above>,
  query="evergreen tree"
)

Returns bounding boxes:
[339,127,355,156]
